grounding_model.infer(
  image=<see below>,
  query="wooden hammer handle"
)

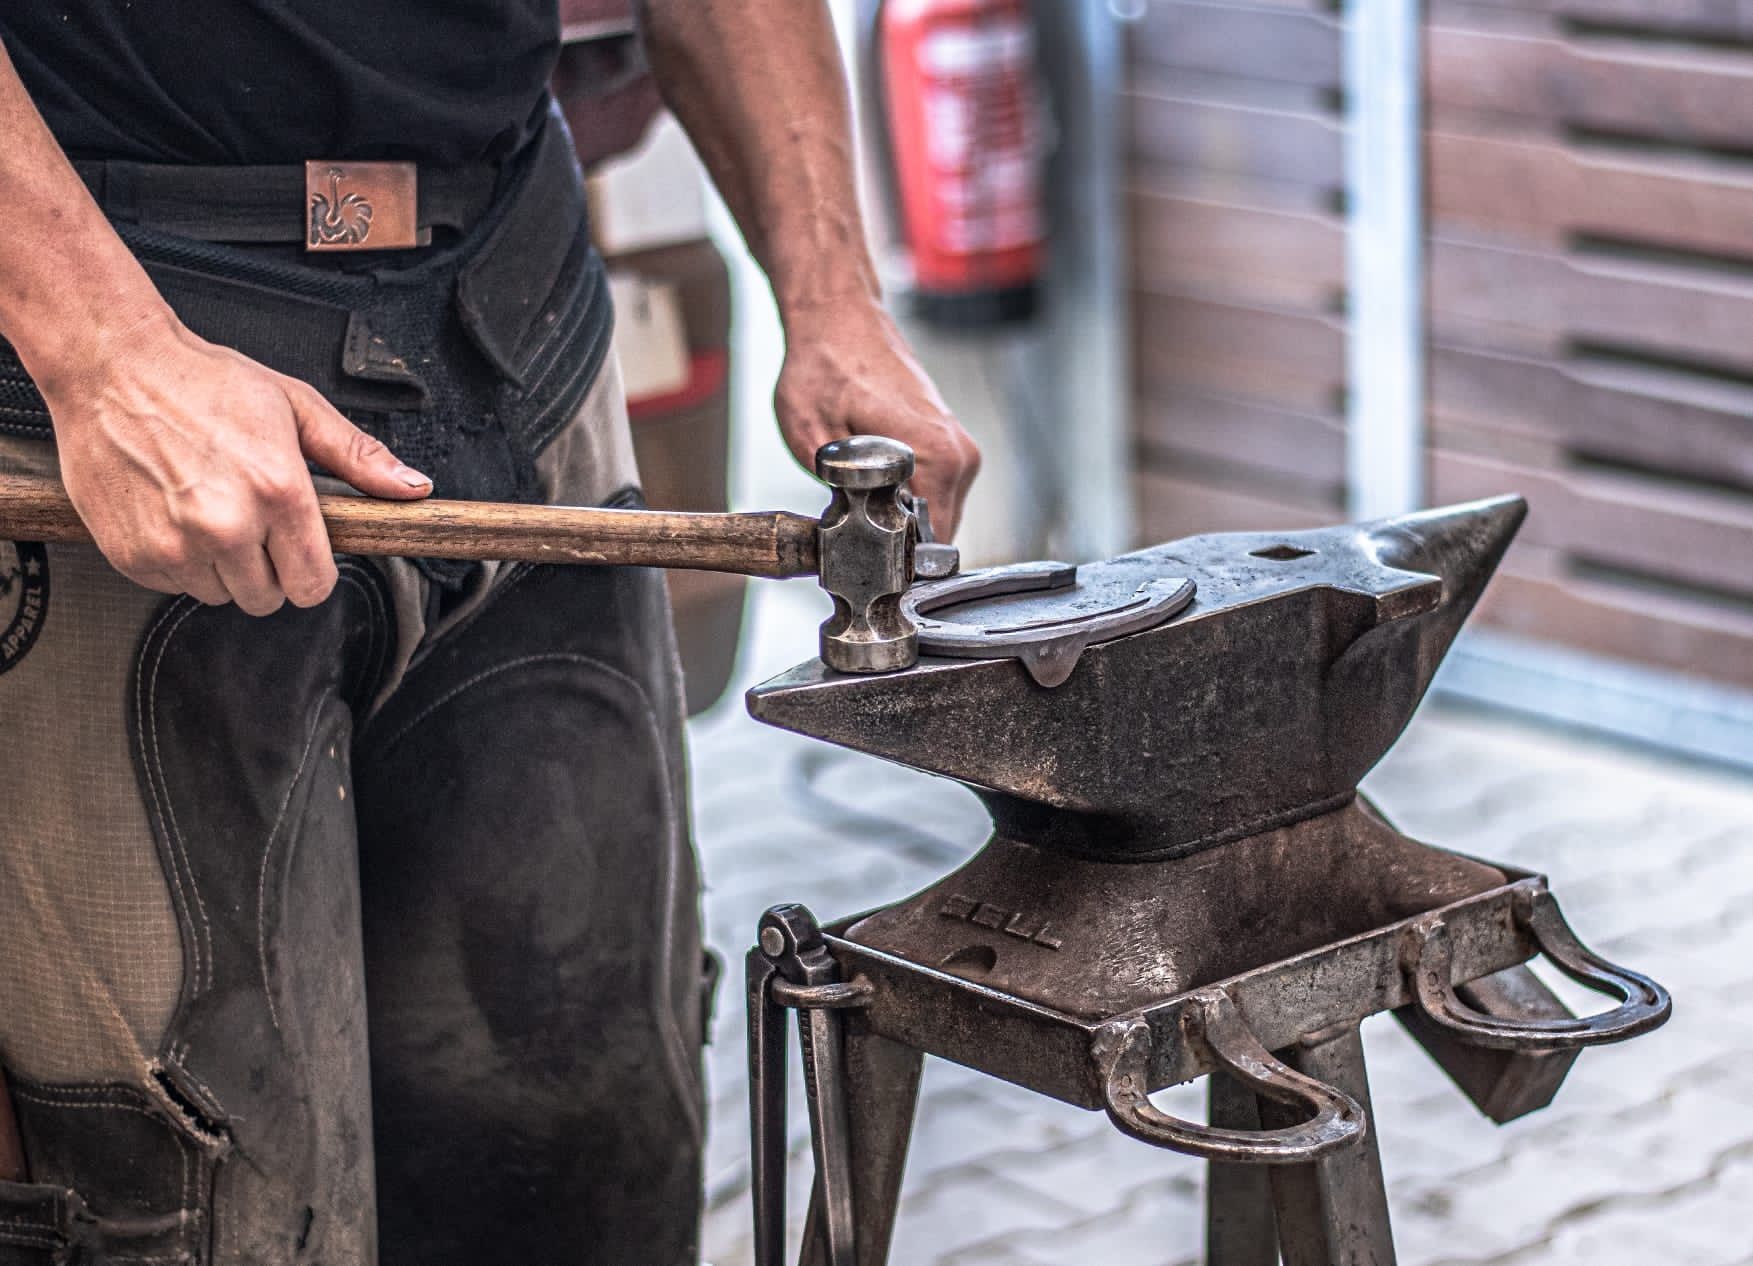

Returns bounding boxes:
[0,475,821,580]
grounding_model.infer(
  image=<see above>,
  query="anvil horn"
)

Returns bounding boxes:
[749,496,1527,861]
[1361,494,1527,694]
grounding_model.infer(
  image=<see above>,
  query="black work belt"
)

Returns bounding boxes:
[71,157,501,250]
[6,114,615,592]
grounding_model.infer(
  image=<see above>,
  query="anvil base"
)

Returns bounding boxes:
[745,804,1670,1266]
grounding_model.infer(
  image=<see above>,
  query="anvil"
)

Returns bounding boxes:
[746,497,1538,1021]
[741,498,1671,1266]
[749,495,1529,862]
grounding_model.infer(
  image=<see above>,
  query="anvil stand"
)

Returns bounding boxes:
[741,500,1672,1266]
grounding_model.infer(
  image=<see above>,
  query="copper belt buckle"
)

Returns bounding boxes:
[304,160,422,252]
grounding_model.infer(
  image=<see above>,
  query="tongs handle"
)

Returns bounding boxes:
[1093,990,1367,1165]
[747,905,872,1266]
[747,947,791,1266]
[1407,889,1671,1051]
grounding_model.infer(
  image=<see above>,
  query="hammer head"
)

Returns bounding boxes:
[814,436,920,673]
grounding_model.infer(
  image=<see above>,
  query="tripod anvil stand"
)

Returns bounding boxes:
[742,498,1672,1266]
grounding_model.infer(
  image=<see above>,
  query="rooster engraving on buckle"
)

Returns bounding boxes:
[309,167,373,246]
[304,161,419,252]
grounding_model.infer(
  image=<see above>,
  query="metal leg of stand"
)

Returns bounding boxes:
[1262,1026,1397,1266]
[1206,1073,1280,1266]
[748,950,792,1266]
[802,1025,926,1266]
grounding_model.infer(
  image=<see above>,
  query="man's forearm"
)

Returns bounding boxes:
[0,42,175,400]
[635,0,881,320]
[634,0,982,538]
[0,40,430,613]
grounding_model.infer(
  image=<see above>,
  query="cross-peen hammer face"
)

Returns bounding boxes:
[813,436,922,674]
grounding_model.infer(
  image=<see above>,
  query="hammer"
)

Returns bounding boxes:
[0,436,943,674]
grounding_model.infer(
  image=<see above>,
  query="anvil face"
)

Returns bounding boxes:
[748,497,1526,862]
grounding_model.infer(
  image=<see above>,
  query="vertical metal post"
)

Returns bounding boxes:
[1345,0,1425,519]
[1029,0,1132,561]
[800,1027,925,1266]
[1264,1028,1397,1266]
[1206,1074,1280,1266]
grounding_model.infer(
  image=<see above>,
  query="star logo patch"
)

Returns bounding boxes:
[0,540,49,676]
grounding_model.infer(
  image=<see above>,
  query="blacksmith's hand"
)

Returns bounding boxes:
[0,44,429,616]
[41,312,432,615]
[775,297,981,541]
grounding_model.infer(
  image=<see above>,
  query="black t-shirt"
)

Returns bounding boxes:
[0,2,560,166]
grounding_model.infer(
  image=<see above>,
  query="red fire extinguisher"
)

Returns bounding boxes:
[872,0,1047,328]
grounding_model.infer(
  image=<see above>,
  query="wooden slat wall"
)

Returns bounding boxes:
[1127,0,1349,546]
[1425,0,1753,688]
[1127,0,1753,689]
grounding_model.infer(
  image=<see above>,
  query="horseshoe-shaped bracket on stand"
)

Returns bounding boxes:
[1092,990,1367,1164]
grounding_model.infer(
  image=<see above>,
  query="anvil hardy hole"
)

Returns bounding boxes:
[942,945,999,977]
[1251,544,1316,561]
